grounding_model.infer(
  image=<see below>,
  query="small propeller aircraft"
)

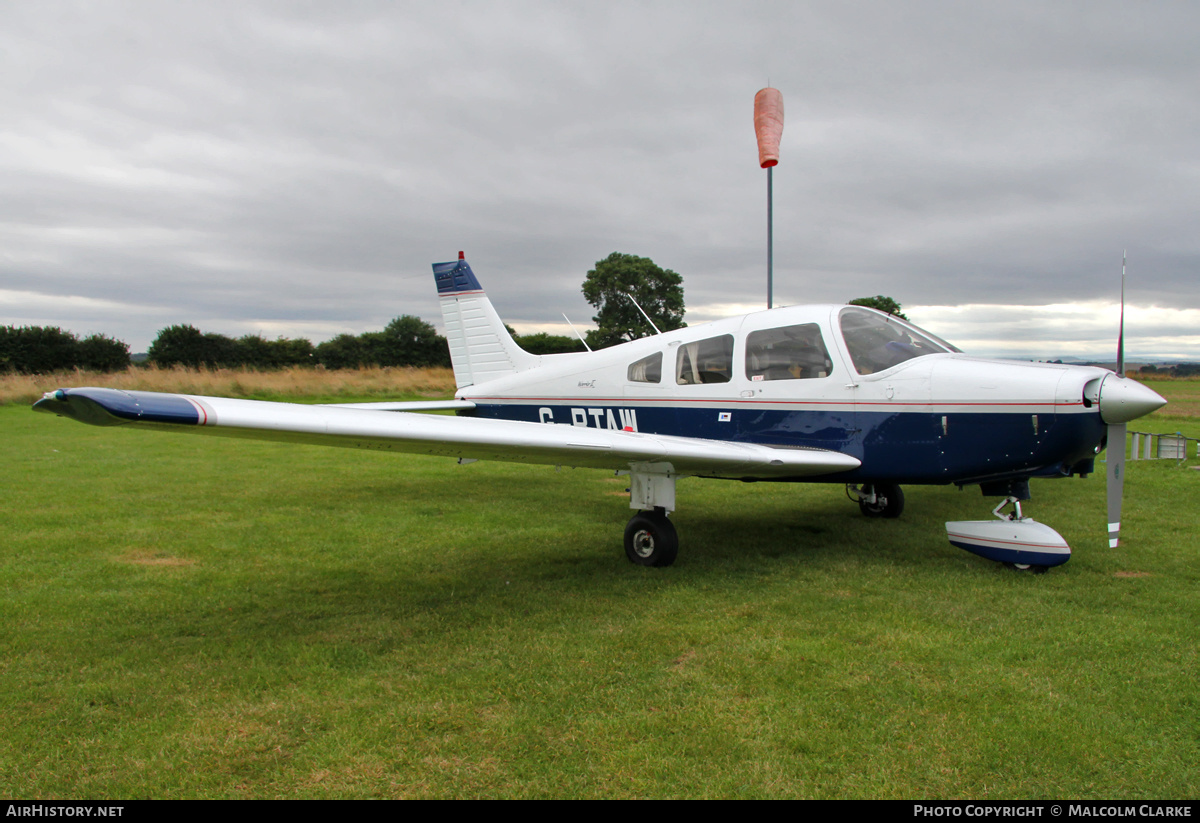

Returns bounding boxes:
[34,253,1166,570]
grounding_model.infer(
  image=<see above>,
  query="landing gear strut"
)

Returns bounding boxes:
[624,508,678,567]
[991,498,1049,573]
[622,462,679,567]
[848,482,905,518]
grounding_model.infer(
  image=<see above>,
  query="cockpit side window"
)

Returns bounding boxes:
[627,351,663,383]
[838,307,958,375]
[745,323,833,381]
[676,334,734,385]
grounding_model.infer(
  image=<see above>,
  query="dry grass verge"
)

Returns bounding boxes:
[2,364,457,406]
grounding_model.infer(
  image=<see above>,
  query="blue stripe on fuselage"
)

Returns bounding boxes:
[465,402,1104,483]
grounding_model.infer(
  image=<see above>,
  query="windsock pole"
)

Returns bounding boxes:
[767,165,774,308]
[754,87,784,309]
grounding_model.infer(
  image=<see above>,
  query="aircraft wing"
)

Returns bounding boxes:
[33,387,859,479]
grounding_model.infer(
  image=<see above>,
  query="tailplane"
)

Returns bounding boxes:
[433,254,539,388]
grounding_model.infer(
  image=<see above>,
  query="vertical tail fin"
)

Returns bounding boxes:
[433,254,538,389]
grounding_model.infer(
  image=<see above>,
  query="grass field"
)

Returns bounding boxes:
[2,378,1196,798]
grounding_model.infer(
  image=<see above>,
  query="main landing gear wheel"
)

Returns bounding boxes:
[858,483,905,519]
[624,508,679,567]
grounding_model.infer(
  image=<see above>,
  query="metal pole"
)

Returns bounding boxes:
[767,165,774,309]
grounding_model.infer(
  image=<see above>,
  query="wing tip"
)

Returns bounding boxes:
[31,387,202,427]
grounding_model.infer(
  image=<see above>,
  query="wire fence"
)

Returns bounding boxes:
[1126,431,1196,462]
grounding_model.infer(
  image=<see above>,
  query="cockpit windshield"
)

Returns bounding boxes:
[838,307,960,375]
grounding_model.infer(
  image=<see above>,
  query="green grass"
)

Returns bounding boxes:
[1141,378,1200,420]
[2,390,1197,799]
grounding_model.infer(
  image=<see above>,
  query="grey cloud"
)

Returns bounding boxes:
[2,1,1196,355]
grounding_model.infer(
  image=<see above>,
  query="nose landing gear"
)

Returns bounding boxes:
[946,495,1071,571]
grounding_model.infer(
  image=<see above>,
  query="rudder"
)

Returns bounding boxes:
[433,254,538,388]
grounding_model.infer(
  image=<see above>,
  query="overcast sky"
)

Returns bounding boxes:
[2,1,1197,361]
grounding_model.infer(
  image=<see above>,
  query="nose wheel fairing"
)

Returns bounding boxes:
[946,497,1071,569]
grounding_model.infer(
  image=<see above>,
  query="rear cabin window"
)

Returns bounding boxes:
[676,335,734,385]
[627,352,663,383]
[745,323,833,381]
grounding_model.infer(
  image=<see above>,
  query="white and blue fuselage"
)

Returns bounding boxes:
[438,259,1124,489]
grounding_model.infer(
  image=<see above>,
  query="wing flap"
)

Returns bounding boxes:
[34,388,859,478]
[317,399,476,411]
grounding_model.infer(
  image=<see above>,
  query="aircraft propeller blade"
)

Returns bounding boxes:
[1116,251,1126,378]
[1108,251,1127,549]
[1106,422,1126,548]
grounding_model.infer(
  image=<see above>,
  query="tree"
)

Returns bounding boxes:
[234,335,313,369]
[150,326,316,369]
[582,253,685,349]
[374,315,451,368]
[515,332,587,355]
[312,316,450,369]
[314,333,370,369]
[234,334,275,368]
[848,295,907,320]
[21,326,77,373]
[0,325,124,373]
[77,333,130,372]
[149,325,216,368]
[148,324,204,367]
[202,332,238,367]
[272,336,316,367]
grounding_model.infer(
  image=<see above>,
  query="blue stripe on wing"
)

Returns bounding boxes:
[34,388,200,426]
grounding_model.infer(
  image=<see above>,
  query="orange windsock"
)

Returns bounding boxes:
[753,87,784,168]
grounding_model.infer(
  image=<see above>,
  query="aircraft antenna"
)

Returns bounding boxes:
[562,313,592,352]
[624,291,662,335]
[754,87,784,309]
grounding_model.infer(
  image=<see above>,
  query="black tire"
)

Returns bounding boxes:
[858,483,904,519]
[624,510,679,567]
